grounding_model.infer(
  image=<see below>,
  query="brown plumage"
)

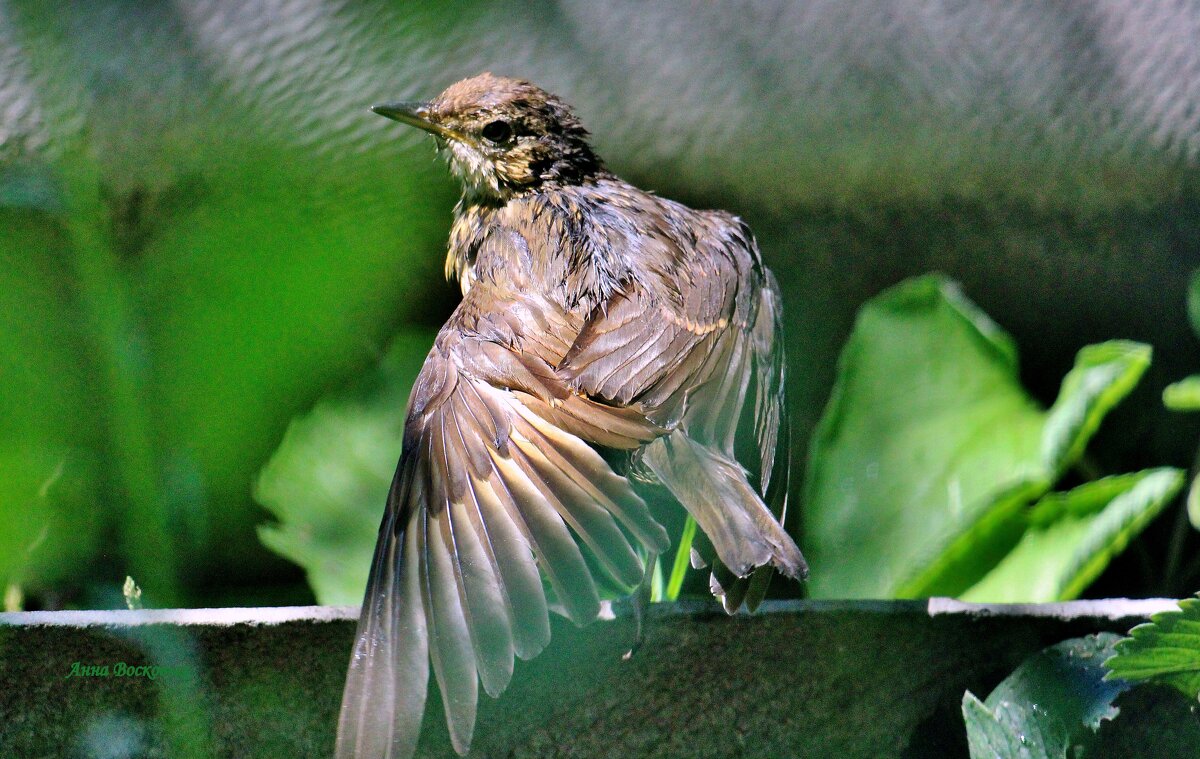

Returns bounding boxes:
[337,72,807,758]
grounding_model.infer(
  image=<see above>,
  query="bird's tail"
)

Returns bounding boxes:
[640,431,806,612]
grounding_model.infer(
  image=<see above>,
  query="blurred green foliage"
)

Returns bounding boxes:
[1163,271,1200,532]
[255,331,432,605]
[1162,376,1200,412]
[0,2,458,606]
[802,275,1178,601]
[4,2,1200,611]
[962,470,1182,603]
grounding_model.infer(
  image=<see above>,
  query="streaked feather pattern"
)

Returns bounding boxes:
[338,73,804,759]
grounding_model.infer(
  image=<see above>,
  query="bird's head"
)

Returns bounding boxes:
[373,73,603,202]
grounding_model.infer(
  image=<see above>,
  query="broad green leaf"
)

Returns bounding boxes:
[1163,376,1200,411]
[255,333,432,605]
[803,275,1044,598]
[804,274,1150,598]
[898,478,1046,598]
[963,634,1130,759]
[1105,596,1200,699]
[962,469,1183,603]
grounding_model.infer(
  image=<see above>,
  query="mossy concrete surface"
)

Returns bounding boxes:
[0,599,1188,758]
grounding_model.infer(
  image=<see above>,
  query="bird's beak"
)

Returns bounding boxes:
[371,101,449,138]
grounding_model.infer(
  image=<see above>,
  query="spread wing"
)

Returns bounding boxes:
[559,218,785,486]
[336,289,671,758]
[558,218,802,606]
[337,209,801,757]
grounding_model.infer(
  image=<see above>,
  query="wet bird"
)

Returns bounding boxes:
[337,73,806,758]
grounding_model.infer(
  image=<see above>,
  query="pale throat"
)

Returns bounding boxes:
[447,141,507,203]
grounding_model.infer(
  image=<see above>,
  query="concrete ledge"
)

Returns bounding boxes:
[0,599,1185,757]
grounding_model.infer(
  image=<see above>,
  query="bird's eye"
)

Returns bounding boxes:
[480,119,513,144]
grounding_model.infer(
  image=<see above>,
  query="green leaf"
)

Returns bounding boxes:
[803,275,1045,598]
[1039,341,1151,475]
[962,469,1183,603]
[1105,596,1200,699]
[0,205,106,593]
[899,479,1047,599]
[803,274,1151,599]
[1187,475,1200,531]
[1163,376,1200,411]
[962,634,1130,759]
[962,693,1031,759]
[254,333,432,605]
[1027,472,1153,526]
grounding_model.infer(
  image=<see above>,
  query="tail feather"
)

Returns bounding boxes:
[336,507,429,759]
[641,432,805,607]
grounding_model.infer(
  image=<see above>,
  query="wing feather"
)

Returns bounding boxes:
[445,493,513,699]
[422,485,478,755]
[462,474,549,660]
[557,219,805,615]
[488,453,601,623]
[510,403,669,552]
[599,325,681,402]
[338,323,671,758]
[509,431,644,589]
[336,468,429,759]
[338,214,803,759]
[519,392,663,449]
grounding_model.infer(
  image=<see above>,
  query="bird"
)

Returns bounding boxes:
[337,72,807,759]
